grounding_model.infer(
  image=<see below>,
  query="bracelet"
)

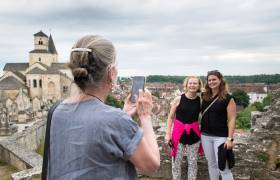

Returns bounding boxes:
[227,137,234,142]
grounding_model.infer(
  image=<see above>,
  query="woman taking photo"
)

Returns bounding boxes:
[165,76,203,180]
[47,35,160,179]
[201,70,236,180]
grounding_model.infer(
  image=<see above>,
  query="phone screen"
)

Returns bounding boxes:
[130,76,145,103]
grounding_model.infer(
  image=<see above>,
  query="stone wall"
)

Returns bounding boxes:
[29,52,57,67]
[0,89,19,100]
[13,120,46,151]
[0,119,46,179]
[143,89,280,180]
[1,89,280,180]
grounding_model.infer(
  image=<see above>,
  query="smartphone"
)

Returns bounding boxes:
[130,76,146,103]
[168,140,173,148]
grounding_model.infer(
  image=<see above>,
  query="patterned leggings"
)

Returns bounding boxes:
[172,142,200,180]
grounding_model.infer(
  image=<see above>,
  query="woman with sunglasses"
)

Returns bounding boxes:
[165,76,203,180]
[201,70,236,180]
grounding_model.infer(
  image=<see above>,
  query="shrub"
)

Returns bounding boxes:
[106,95,124,109]
[236,106,256,129]
[251,101,264,111]
[257,152,269,162]
[275,159,280,169]
[232,89,250,108]
[262,94,272,107]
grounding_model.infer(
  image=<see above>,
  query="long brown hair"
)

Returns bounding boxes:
[203,70,229,101]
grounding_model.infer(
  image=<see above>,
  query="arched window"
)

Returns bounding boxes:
[39,80,42,88]
[33,79,37,88]
[39,57,41,62]
[63,86,68,94]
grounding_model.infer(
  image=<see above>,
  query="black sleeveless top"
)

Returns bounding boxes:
[201,93,233,137]
[175,94,201,145]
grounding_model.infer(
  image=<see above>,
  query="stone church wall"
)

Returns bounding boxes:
[29,53,58,67]
[41,74,61,101]
[26,74,42,99]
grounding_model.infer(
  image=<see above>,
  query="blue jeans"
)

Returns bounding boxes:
[201,134,234,180]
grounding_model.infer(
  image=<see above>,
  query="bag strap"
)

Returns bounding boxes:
[202,96,219,117]
[42,100,61,180]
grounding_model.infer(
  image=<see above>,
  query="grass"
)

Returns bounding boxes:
[0,161,18,180]
[36,138,45,156]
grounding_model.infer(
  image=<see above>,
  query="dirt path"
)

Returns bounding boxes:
[0,162,18,180]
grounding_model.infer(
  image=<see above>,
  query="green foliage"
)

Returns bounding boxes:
[0,160,6,166]
[275,159,280,168]
[250,94,272,112]
[158,116,166,122]
[147,75,185,84]
[236,105,256,129]
[262,94,272,107]
[251,101,265,112]
[237,94,273,129]
[152,91,160,98]
[106,95,124,109]
[36,138,44,156]
[232,89,250,108]
[224,74,280,84]
[257,152,269,162]
[145,74,280,84]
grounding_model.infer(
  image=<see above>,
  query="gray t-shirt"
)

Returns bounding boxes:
[49,99,143,180]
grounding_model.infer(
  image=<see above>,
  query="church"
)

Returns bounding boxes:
[0,31,77,114]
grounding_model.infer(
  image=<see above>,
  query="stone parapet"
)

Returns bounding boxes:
[0,118,46,180]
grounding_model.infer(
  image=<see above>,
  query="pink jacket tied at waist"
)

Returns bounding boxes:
[171,119,203,158]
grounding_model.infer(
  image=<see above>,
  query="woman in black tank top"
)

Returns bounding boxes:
[201,70,236,180]
[165,76,203,180]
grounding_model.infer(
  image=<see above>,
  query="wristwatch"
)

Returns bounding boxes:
[227,137,234,142]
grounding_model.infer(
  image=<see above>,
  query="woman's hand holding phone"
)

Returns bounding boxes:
[123,94,137,117]
[130,76,145,103]
[136,89,153,121]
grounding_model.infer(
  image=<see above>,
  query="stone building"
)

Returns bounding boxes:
[0,31,78,115]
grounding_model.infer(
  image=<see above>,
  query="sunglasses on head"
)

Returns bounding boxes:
[207,70,221,76]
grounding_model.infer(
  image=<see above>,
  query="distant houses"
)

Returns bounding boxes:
[229,83,280,104]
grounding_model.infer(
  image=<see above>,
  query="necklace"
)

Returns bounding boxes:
[185,93,197,100]
[83,91,104,103]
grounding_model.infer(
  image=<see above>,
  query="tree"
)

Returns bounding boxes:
[251,101,264,112]
[262,94,272,107]
[145,74,280,84]
[232,89,250,108]
[106,95,124,109]
[236,105,256,129]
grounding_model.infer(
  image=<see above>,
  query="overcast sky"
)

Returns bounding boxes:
[0,0,280,77]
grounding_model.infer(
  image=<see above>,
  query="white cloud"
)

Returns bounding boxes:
[0,0,280,76]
